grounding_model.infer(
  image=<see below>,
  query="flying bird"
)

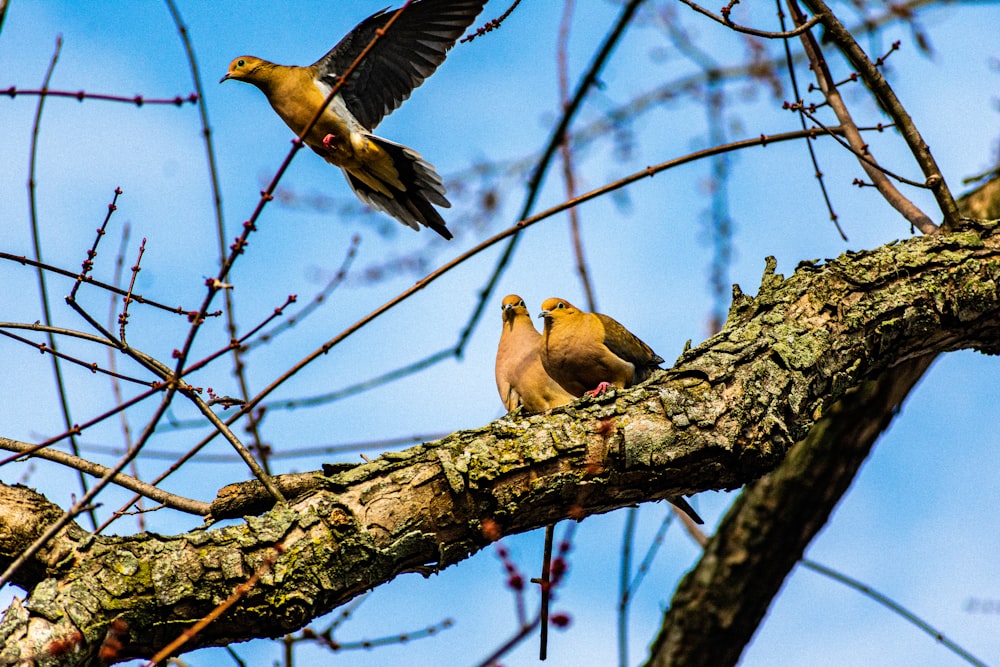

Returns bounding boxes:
[495,295,576,413]
[221,0,488,239]
[538,297,664,397]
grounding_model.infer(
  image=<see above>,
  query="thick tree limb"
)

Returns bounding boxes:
[645,184,1000,667]
[1,221,999,664]
[646,354,935,667]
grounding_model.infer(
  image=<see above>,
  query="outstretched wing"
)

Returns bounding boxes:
[313,0,487,130]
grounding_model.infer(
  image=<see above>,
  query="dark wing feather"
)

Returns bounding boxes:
[596,313,664,382]
[313,0,487,130]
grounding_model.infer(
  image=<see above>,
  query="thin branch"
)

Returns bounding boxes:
[799,0,960,229]
[0,385,181,588]
[0,437,210,515]
[25,35,97,530]
[679,0,824,38]
[0,328,152,386]
[0,251,213,316]
[800,560,990,667]
[76,432,450,462]
[455,0,646,356]
[788,0,937,234]
[2,86,197,106]
[106,223,144,530]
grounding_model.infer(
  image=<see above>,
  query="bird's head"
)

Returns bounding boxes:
[538,298,578,325]
[220,56,268,84]
[501,295,528,323]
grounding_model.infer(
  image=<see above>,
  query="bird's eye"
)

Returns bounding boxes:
[556,302,565,309]
[517,300,525,307]
[237,59,245,67]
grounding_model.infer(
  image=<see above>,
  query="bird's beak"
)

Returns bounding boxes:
[219,73,231,84]
[538,310,549,319]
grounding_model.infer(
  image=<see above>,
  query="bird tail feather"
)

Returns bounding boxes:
[343,135,453,240]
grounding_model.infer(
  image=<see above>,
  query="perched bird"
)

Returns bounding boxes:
[220,0,488,239]
[538,298,665,397]
[538,297,703,525]
[495,295,576,413]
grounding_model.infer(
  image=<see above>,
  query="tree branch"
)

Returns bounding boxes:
[644,182,1000,667]
[2,222,1000,664]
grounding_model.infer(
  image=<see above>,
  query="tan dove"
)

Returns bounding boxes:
[221,0,488,239]
[495,295,576,413]
[537,297,702,524]
[538,297,664,397]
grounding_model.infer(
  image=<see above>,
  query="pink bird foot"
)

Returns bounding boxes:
[586,381,613,397]
[322,133,339,150]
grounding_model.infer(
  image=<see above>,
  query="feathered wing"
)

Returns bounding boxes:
[595,313,664,385]
[314,0,488,130]
[341,134,452,239]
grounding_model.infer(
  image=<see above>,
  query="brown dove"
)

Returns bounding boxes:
[537,297,703,525]
[538,297,664,397]
[495,295,576,413]
[220,0,488,239]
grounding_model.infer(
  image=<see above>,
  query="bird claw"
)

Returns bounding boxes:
[321,133,339,150]
[586,382,613,397]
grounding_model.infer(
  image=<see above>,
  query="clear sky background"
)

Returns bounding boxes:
[1,1,998,665]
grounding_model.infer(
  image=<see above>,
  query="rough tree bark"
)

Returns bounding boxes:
[1,215,999,665]
[646,180,1000,667]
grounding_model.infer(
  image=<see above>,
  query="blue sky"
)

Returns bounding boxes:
[1,1,998,665]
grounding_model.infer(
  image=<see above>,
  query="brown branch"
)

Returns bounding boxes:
[218,128,847,429]
[787,0,938,234]
[0,251,214,317]
[0,438,210,516]
[2,86,198,106]
[4,222,996,662]
[678,0,824,38]
[646,354,936,667]
[642,182,1000,667]
[799,0,961,229]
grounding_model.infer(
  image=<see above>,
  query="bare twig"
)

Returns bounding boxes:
[788,0,938,234]
[461,0,522,43]
[557,0,597,312]
[775,0,846,240]
[0,328,151,386]
[70,187,123,301]
[2,86,197,106]
[25,36,98,529]
[106,223,144,529]
[801,560,989,667]
[0,437,210,515]
[679,0,824,38]
[456,0,646,357]
[799,0,959,230]
[118,237,146,344]
[0,251,215,316]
